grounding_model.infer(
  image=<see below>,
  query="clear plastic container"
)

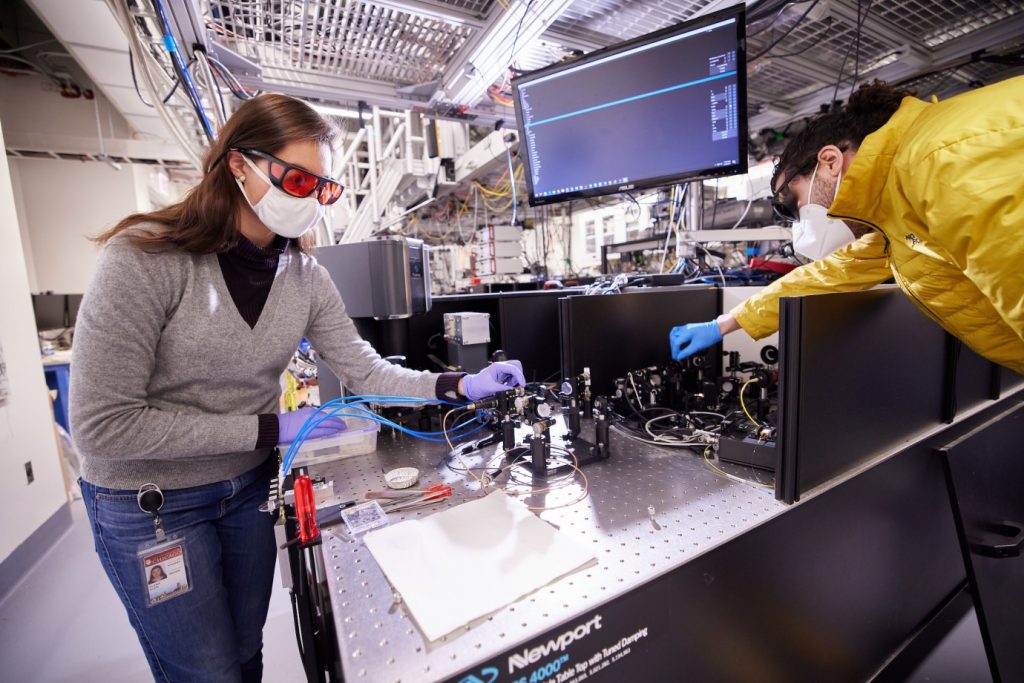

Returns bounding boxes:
[292,415,380,467]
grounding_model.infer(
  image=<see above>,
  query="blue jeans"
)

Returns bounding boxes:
[81,459,277,683]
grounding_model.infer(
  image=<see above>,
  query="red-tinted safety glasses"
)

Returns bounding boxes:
[236,148,344,205]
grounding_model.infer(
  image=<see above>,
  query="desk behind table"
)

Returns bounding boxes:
[41,353,72,433]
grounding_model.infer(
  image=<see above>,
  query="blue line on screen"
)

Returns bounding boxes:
[525,71,737,129]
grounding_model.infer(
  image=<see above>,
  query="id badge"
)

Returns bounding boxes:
[138,537,192,607]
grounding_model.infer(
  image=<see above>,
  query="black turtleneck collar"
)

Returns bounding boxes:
[217,234,289,328]
[231,233,288,265]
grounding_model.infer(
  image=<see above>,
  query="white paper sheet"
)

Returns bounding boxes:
[363,491,595,641]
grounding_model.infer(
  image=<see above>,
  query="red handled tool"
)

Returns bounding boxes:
[293,474,320,545]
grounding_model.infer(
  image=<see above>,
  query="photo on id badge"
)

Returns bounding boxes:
[140,542,191,606]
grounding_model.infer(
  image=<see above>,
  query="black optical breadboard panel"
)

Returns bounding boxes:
[558,286,721,396]
[776,288,950,504]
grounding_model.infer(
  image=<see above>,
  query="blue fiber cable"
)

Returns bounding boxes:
[279,396,481,474]
[151,0,215,141]
[281,409,487,474]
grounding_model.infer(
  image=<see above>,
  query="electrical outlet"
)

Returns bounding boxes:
[25,461,34,484]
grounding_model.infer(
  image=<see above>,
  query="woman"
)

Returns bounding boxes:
[148,565,167,585]
[69,94,524,682]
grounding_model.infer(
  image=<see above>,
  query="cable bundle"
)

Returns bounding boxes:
[280,395,485,476]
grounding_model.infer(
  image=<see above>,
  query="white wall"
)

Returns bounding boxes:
[0,119,69,564]
[2,68,149,294]
[10,156,138,294]
[0,74,134,147]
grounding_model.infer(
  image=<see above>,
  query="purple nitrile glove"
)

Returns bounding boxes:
[669,320,723,361]
[461,360,527,401]
[277,407,347,445]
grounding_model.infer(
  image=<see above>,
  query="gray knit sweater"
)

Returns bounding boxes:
[70,233,441,490]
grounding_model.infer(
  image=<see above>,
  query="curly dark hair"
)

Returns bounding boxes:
[772,81,916,191]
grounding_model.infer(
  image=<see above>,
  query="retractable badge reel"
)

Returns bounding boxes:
[135,483,192,606]
[137,483,166,540]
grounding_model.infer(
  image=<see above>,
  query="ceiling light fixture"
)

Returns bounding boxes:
[310,102,406,120]
[444,0,575,107]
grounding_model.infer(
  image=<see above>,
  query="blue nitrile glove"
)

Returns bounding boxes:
[278,407,347,445]
[461,360,527,401]
[669,321,722,361]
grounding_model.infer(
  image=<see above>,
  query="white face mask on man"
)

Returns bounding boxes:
[791,163,856,261]
[235,155,324,239]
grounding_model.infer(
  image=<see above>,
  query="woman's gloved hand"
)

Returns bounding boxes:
[669,320,723,360]
[278,407,347,445]
[460,360,527,401]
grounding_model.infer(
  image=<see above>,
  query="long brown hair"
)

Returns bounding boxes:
[97,94,339,253]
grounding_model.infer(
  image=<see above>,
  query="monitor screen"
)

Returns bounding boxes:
[512,7,747,206]
[31,293,83,331]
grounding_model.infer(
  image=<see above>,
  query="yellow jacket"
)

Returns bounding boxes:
[732,75,1024,373]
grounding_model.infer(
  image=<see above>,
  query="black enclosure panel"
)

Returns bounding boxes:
[944,337,999,422]
[405,295,502,371]
[499,293,568,383]
[777,289,947,502]
[483,281,541,293]
[400,291,582,373]
[446,439,965,683]
[559,287,720,395]
[939,400,1024,683]
[998,365,1024,397]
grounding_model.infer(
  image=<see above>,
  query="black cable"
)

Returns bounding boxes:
[849,0,874,97]
[507,0,536,71]
[708,180,719,230]
[207,56,256,100]
[128,50,154,107]
[830,0,873,109]
[619,191,641,221]
[748,0,821,61]
[746,0,814,37]
[289,591,306,660]
[208,60,227,117]
[128,49,191,108]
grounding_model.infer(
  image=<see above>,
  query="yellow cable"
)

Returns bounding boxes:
[703,445,773,490]
[473,182,511,198]
[739,377,760,426]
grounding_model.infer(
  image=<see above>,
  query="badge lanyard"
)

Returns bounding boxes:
[135,483,193,607]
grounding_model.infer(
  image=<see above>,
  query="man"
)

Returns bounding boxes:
[670,77,1024,373]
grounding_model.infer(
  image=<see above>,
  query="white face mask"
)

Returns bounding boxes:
[791,163,855,261]
[236,155,324,239]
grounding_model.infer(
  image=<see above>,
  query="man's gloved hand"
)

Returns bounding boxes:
[460,360,527,401]
[278,407,347,445]
[669,321,723,361]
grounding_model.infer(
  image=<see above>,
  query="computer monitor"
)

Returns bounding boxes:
[512,6,747,206]
[31,293,83,331]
